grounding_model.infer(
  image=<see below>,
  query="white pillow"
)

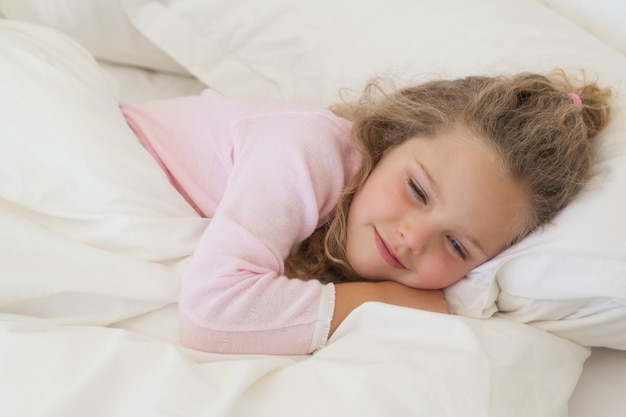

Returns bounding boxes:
[120,0,626,349]
[537,0,626,57]
[0,0,187,74]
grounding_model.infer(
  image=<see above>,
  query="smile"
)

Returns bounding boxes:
[374,229,405,269]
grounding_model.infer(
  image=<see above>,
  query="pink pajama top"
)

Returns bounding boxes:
[121,90,360,355]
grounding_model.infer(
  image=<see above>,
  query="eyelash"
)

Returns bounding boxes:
[406,178,468,261]
[447,236,468,260]
[406,178,427,204]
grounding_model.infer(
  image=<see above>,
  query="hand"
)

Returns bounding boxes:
[330,281,448,337]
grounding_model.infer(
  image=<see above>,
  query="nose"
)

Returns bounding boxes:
[398,217,432,255]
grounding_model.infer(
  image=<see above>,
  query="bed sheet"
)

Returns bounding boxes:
[569,347,626,417]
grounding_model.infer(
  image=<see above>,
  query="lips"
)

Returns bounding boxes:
[374,229,405,269]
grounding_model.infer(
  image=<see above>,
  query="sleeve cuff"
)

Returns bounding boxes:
[310,282,335,352]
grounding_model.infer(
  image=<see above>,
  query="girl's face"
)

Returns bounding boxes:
[345,127,529,289]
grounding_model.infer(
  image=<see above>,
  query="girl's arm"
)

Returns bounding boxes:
[124,91,359,355]
[179,109,360,355]
[330,281,449,337]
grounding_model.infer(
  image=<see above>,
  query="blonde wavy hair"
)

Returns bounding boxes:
[285,70,613,283]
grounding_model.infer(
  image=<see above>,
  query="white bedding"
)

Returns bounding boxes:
[1,1,626,416]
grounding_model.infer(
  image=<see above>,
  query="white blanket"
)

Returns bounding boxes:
[1,306,587,417]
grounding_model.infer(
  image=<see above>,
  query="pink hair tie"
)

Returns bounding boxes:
[568,92,582,107]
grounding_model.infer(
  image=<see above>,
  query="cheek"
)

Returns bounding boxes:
[411,252,468,289]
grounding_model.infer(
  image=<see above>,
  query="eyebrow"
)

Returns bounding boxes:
[415,159,489,259]
[463,231,489,259]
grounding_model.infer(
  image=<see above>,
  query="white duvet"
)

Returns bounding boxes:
[0,17,592,417]
[0,308,587,416]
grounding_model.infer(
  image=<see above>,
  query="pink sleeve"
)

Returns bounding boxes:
[179,111,358,355]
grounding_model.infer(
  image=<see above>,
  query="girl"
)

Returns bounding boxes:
[121,71,612,355]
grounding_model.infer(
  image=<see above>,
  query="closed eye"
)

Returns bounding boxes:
[407,178,427,204]
[447,235,468,261]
